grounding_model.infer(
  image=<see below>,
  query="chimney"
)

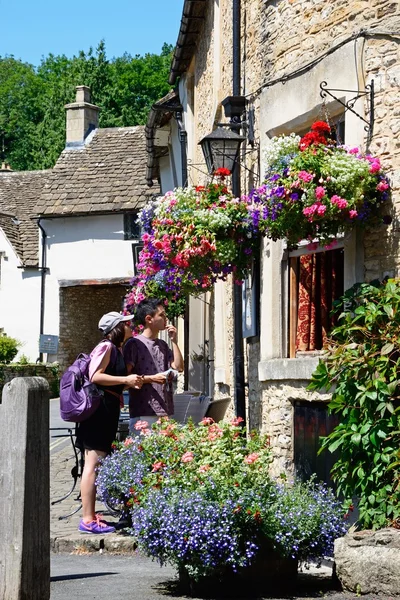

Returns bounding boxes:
[64,85,100,147]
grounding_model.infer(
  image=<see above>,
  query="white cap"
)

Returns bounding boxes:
[98,312,132,334]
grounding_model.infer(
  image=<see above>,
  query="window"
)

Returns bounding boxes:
[123,212,141,241]
[287,245,344,358]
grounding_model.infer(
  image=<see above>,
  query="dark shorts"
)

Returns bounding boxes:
[76,393,120,453]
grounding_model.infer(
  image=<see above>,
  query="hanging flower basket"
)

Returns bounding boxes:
[247,121,391,248]
[123,124,390,320]
[124,169,258,320]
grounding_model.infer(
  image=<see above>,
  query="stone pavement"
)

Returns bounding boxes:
[50,441,136,554]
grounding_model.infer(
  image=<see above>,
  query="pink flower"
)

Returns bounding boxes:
[199,465,211,473]
[244,452,259,464]
[142,428,151,436]
[324,239,338,251]
[369,160,381,173]
[349,210,358,219]
[377,181,389,192]
[297,170,314,183]
[152,461,166,472]
[181,451,194,463]
[123,437,134,446]
[201,417,215,425]
[141,233,151,243]
[134,420,149,431]
[317,204,327,216]
[331,195,348,209]
[315,186,326,200]
[303,204,319,218]
[231,417,244,426]
[307,242,319,251]
[349,147,360,154]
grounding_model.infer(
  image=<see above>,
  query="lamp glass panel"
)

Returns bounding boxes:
[210,139,240,172]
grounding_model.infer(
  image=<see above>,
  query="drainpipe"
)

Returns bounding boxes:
[175,110,190,388]
[231,0,247,426]
[37,218,48,363]
[175,110,188,188]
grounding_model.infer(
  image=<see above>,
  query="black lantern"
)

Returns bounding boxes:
[199,126,245,175]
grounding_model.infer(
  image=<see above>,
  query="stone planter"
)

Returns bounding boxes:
[178,553,298,597]
[334,528,400,595]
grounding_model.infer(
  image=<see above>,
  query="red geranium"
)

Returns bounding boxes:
[214,167,231,177]
[299,121,331,151]
[311,121,331,134]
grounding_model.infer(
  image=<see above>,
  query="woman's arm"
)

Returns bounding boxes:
[91,347,143,388]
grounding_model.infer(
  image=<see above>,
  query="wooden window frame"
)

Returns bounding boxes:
[287,239,345,359]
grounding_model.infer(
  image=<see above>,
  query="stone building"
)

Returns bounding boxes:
[152,0,400,478]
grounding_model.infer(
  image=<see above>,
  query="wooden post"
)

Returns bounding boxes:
[0,377,50,600]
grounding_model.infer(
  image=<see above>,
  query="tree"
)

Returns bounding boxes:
[0,41,173,170]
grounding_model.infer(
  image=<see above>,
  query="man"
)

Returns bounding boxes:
[123,298,184,432]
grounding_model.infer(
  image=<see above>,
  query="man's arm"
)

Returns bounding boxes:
[125,343,168,384]
[166,324,184,372]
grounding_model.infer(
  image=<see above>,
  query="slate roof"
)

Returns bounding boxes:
[37,126,158,217]
[0,170,49,267]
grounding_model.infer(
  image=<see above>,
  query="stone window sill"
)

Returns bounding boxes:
[258,357,321,382]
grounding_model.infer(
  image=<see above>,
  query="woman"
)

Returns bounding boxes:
[76,311,143,534]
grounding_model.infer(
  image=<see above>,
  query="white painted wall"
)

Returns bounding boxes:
[41,213,135,346]
[0,231,41,361]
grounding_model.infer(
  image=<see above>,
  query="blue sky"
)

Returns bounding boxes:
[0,0,184,65]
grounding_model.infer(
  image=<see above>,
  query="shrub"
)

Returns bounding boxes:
[97,418,347,580]
[309,279,400,529]
[0,335,21,364]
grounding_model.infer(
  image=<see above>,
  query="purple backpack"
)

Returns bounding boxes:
[59,343,117,422]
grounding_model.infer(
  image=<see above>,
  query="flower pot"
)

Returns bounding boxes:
[178,553,298,597]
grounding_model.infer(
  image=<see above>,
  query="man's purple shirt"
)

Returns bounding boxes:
[123,334,174,417]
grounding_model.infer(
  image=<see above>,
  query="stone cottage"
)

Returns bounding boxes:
[150,0,400,478]
[0,86,158,368]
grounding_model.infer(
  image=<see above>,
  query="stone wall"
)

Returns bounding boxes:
[0,364,59,398]
[58,284,128,372]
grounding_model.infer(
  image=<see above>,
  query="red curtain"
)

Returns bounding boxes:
[296,250,343,352]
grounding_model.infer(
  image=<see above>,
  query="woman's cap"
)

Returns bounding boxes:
[98,312,132,334]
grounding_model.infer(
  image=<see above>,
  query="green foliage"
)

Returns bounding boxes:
[17,354,29,365]
[0,41,173,171]
[0,335,21,363]
[309,279,400,529]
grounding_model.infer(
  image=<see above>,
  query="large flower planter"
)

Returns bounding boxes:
[178,552,298,596]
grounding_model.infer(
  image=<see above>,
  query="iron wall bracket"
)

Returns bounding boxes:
[320,80,374,147]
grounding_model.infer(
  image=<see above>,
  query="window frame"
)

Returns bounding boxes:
[123,211,141,241]
[284,240,345,358]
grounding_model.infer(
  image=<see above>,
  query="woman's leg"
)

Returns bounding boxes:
[81,448,106,522]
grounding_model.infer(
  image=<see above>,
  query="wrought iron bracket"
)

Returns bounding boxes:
[320,80,374,146]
